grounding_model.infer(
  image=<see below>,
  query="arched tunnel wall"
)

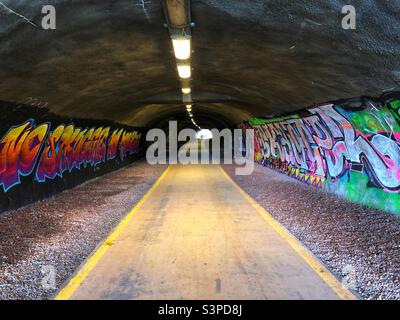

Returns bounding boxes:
[0,101,143,214]
[240,93,400,215]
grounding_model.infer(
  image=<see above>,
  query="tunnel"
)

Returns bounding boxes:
[0,0,399,302]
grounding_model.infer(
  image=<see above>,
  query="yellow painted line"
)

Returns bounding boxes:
[55,165,172,300]
[219,166,357,300]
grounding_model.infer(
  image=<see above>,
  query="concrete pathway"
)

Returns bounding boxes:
[56,164,355,300]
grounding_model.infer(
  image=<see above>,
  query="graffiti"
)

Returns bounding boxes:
[0,120,141,192]
[107,129,124,160]
[242,97,400,213]
[119,131,141,160]
[0,120,49,191]
[36,125,111,182]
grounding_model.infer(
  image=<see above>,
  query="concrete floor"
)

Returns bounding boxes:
[57,164,354,300]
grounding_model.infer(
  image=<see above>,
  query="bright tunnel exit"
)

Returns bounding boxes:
[196,129,213,140]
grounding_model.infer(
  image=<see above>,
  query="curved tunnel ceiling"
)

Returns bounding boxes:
[0,0,399,128]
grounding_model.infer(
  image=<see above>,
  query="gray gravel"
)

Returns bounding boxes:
[0,161,166,300]
[1,161,398,300]
[223,163,400,300]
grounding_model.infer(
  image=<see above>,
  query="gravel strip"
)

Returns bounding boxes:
[0,161,167,300]
[223,163,400,300]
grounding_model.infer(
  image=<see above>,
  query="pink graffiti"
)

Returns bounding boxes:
[246,104,400,192]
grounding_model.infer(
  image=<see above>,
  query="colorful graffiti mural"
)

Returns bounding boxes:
[0,120,141,192]
[242,97,400,214]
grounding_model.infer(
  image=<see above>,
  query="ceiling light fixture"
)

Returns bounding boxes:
[177,63,191,79]
[172,35,191,60]
[182,87,191,94]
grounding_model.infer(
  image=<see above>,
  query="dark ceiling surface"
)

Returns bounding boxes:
[0,0,399,128]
